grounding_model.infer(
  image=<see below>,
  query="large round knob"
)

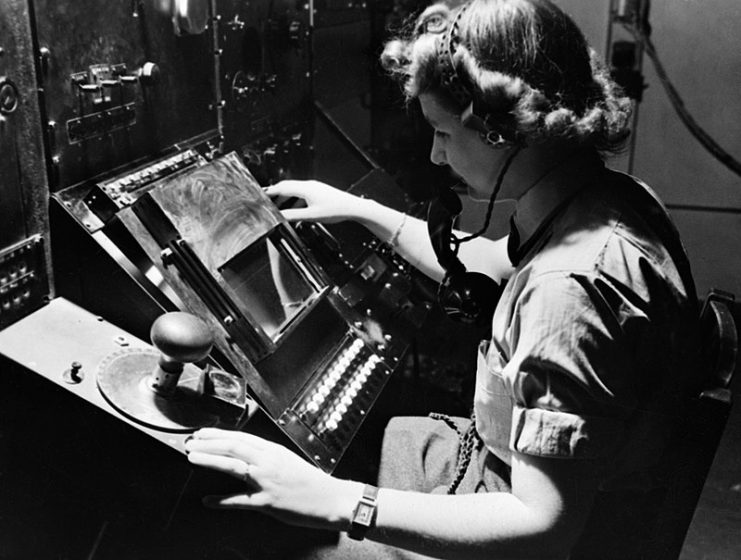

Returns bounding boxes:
[138,62,161,86]
[149,312,213,396]
[151,312,213,363]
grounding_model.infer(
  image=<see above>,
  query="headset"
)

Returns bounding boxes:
[426,3,521,326]
[427,150,518,327]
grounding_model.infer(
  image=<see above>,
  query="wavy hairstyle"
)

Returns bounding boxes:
[381,0,632,152]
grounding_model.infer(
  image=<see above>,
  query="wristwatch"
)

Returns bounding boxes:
[348,484,379,541]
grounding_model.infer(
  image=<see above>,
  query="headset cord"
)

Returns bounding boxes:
[428,149,519,491]
[429,411,483,494]
[454,147,521,246]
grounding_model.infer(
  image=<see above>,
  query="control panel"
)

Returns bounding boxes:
[66,63,140,144]
[0,236,50,330]
[290,334,389,444]
[97,149,204,209]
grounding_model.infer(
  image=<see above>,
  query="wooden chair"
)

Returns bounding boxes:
[572,289,738,559]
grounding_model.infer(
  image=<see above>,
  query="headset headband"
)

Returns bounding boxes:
[436,5,472,108]
[434,3,517,147]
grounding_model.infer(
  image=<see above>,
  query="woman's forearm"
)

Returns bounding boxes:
[349,198,513,284]
[331,485,570,560]
[351,198,447,281]
[269,181,513,283]
[327,452,599,560]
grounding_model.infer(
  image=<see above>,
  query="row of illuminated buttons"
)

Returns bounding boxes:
[305,371,363,414]
[301,339,364,415]
[316,354,382,433]
[324,338,365,380]
[302,338,367,414]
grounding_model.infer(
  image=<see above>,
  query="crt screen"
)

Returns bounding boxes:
[219,235,317,341]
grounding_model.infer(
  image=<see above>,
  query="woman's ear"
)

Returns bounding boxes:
[461,99,517,149]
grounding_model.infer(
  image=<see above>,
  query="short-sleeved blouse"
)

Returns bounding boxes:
[474,152,699,488]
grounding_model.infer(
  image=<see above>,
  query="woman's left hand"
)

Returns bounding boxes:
[185,428,363,530]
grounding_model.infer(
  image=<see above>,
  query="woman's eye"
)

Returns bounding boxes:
[434,130,448,139]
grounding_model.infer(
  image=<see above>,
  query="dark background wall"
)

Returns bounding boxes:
[557,0,741,299]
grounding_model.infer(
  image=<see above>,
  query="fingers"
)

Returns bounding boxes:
[202,493,261,510]
[264,182,319,222]
[185,429,267,465]
[191,428,268,448]
[187,451,254,485]
[264,180,316,199]
[280,207,316,222]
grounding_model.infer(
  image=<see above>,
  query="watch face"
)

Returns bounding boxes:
[354,501,375,526]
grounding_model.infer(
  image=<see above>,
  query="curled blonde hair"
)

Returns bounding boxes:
[381,0,632,152]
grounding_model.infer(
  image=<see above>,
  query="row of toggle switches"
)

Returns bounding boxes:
[101,149,201,207]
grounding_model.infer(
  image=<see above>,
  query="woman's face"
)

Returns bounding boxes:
[420,93,511,201]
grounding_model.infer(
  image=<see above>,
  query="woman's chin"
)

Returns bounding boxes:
[466,185,517,206]
[466,184,490,202]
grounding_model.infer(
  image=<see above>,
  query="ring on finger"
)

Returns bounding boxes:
[241,463,252,483]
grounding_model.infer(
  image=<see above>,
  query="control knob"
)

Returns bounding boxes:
[139,62,161,86]
[149,312,213,397]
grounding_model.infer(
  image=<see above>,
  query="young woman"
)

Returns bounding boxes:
[185,1,700,558]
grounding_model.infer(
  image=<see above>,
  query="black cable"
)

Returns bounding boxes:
[429,411,482,494]
[626,24,741,178]
[454,146,521,247]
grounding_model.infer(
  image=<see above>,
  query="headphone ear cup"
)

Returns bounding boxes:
[439,271,504,326]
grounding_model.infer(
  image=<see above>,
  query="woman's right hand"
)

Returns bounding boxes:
[265,180,367,224]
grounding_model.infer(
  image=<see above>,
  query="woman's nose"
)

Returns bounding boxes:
[430,137,447,166]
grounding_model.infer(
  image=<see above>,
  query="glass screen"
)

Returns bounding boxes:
[219,234,318,341]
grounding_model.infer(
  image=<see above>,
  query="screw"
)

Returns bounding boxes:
[0,81,19,114]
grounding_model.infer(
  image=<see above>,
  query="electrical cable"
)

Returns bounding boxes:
[626,23,741,178]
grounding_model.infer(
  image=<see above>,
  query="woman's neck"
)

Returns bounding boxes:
[502,143,595,200]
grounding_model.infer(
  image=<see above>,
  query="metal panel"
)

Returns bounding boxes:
[33,0,218,191]
[0,236,49,329]
[0,0,48,244]
[218,0,313,155]
[0,0,54,326]
[0,296,251,449]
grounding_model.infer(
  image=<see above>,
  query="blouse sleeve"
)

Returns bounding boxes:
[502,270,648,459]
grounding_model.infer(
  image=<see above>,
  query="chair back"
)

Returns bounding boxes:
[572,289,737,560]
[642,289,737,558]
